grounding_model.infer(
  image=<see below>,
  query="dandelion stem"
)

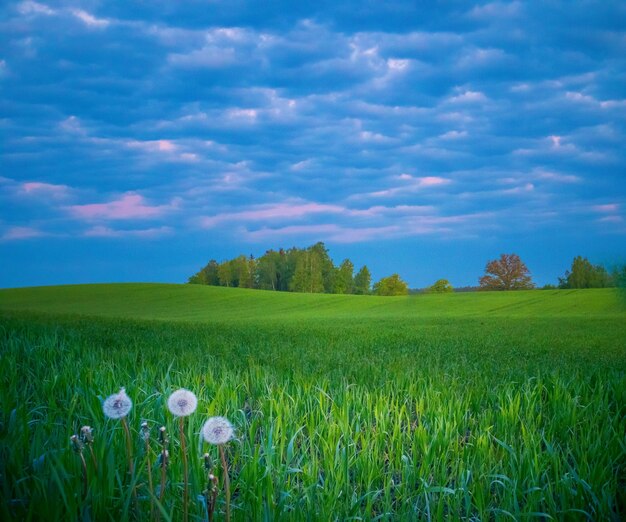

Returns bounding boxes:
[180,416,189,522]
[121,417,137,512]
[88,445,98,473]
[145,436,155,521]
[78,449,88,500]
[219,444,231,522]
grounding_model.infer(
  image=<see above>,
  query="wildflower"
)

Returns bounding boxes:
[103,387,132,419]
[167,389,198,417]
[141,421,150,442]
[202,417,234,445]
[70,434,84,453]
[80,425,94,445]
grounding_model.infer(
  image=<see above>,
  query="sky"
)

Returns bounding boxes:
[1,1,625,289]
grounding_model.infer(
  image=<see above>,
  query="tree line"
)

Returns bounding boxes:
[188,242,405,295]
[475,253,624,291]
[189,245,624,295]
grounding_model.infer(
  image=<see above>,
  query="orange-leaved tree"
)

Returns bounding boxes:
[479,253,534,290]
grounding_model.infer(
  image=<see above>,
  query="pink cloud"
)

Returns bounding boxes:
[201,202,345,228]
[84,225,173,238]
[593,203,619,213]
[126,139,177,153]
[67,193,178,220]
[354,175,451,199]
[21,181,70,197]
[1,226,43,241]
[243,224,401,243]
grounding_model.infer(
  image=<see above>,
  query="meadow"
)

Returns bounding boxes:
[0,284,625,521]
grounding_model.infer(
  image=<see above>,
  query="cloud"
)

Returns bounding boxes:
[201,201,346,228]
[71,9,110,28]
[67,193,179,221]
[352,176,452,199]
[83,225,173,238]
[1,226,44,241]
[242,223,401,243]
[20,181,71,198]
[1,1,625,286]
[592,204,619,213]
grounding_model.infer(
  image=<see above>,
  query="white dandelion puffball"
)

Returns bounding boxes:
[202,416,234,445]
[167,389,198,417]
[103,388,133,419]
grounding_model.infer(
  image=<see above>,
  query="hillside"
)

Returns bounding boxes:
[0,283,623,322]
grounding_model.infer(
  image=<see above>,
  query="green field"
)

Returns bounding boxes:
[1,284,625,521]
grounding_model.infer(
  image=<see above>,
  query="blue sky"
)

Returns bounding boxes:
[1,1,625,289]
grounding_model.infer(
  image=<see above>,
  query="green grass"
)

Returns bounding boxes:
[1,283,623,321]
[0,284,625,521]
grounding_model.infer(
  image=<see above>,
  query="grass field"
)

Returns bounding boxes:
[1,284,625,521]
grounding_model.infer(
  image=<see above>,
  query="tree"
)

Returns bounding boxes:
[479,254,534,290]
[333,259,354,294]
[217,260,234,287]
[353,266,371,295]
[558,256,612,289]
[309,242,336,293]
[373,273,409,296]
[188,259,220,285]
[256,250,280,290]
[231,255,254,288]
[289,249,324,293]
[426,278,453,293]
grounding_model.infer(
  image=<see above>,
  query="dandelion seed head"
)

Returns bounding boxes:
[103,387,132,419]
[167,388,198,417]
[202,416,234,445]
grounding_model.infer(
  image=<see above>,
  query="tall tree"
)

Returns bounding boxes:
[373,273,409,296]
[333,259,354,294]
[353,266,371,295]
[217,260,234,287]
[558,256,612,288]
[290,249,324,293]
[479,253,534,290]
[309,242,336,293]
[230,255,253,288]
[256,250,280,290]
[188,259,220,285]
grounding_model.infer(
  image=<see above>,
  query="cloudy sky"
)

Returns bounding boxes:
[1,1,625,288]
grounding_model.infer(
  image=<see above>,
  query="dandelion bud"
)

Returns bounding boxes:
[103,387,132,419]
[157,449,170,468]
[167,389,198,417]
[158,426,168,445]
[201,417,234,445]
[70,434,84,453]
[80,426,94,445]
[141,421,150,442]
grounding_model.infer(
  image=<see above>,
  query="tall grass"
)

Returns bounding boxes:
[0,286,625,520]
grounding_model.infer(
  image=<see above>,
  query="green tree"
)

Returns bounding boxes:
[373,273,409,296]
[290,250,324,293]
[217,260,234,287]
[230,255,254,288]
[479,253,534,290]
[333,259,354,294]
[353,266,371,295]
[256,250,281,290]
[188,259,220,285]
[426,278,453,293]
[309,242,336,293]
[558,256,612,288]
